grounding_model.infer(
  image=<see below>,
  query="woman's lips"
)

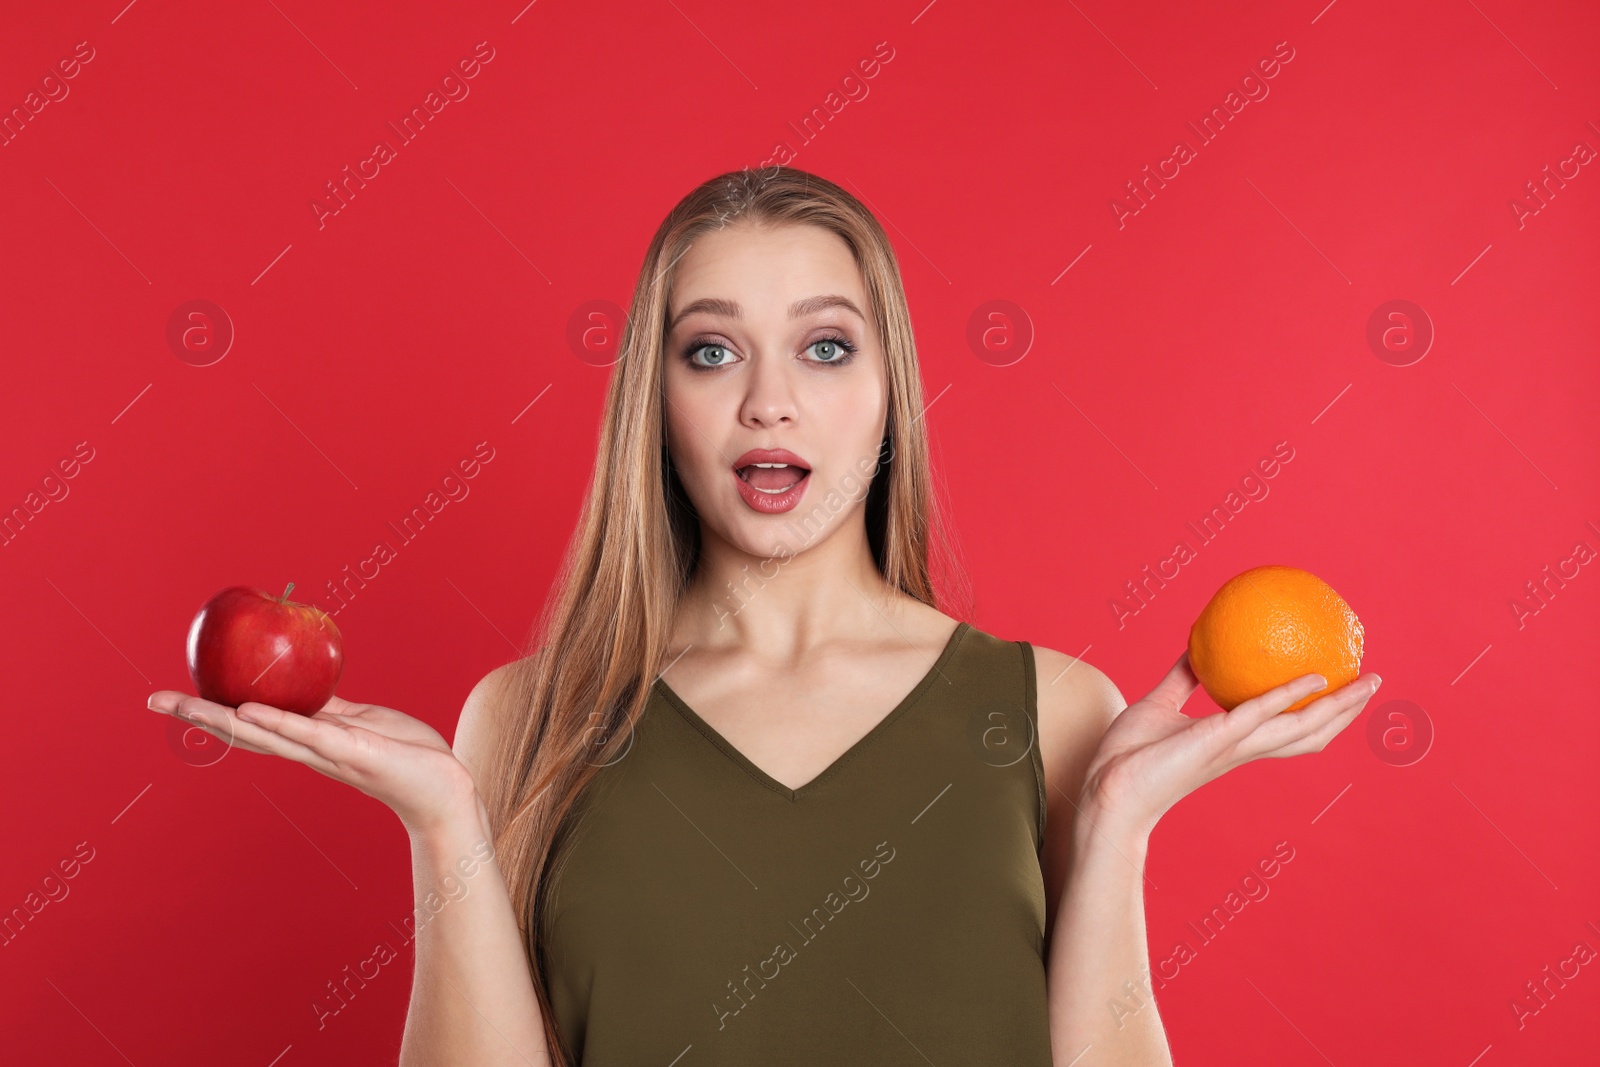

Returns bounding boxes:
[738,463,806,492]
[732,463,810,514]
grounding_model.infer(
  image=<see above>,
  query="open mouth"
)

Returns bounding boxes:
[735,461,811,495]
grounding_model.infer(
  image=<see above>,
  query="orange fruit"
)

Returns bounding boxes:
[1187,565,1364,713]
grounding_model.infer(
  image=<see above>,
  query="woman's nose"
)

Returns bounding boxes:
[740,355,798,426]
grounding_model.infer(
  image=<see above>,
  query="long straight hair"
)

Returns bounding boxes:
[482,165,969,1063]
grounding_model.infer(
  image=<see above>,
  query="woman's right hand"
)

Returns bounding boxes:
[145,690,481,837]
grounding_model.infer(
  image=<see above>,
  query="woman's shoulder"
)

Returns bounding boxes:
[1020,642,1128,934]
[451,657,538,802]
[1022,641,1125,794]
[1026,645,1120,707]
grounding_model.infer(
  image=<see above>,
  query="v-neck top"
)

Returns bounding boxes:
[540,621,1054,1065]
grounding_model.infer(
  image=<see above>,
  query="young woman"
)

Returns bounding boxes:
[148,167,1381,1066]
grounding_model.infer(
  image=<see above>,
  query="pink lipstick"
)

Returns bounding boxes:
[731,448,811,514]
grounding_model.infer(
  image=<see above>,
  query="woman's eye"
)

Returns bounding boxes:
[690,343,733,367]
[808,338,852,363]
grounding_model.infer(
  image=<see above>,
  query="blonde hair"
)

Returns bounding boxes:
[482,165,968,1063]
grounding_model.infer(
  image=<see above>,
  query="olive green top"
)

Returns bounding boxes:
[542,621,1054,1065]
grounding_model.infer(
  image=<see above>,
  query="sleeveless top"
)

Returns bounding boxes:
[541,621,1054,1065]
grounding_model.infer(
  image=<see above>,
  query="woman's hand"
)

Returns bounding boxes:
[145,690,480,837]
[1076,653,1383,844]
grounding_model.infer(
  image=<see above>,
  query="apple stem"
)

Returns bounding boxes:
[281,582,295,603]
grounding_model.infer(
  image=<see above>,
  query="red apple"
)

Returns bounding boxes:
[186,583,343,715]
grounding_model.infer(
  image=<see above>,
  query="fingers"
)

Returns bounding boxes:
[313,701,445,745]
[148,691,343,774]
[173,715,276,756]
[1143,651,1203,714]
[310,694,366,718]
[147,690,195,715]
[205,701,356,775]
[1264,674,1382,757]
[235,702,403,782]
[148,692,273,755]
[1263,697,1366,758]
[1220,672,1332,740]
[235,701,364,760]
[1238,674,1383,760]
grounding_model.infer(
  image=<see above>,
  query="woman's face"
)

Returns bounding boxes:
[663,220,888,560]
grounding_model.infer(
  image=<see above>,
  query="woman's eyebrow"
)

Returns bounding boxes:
[668,294,865,332]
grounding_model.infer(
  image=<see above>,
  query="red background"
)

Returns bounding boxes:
[3,0,1597,1063]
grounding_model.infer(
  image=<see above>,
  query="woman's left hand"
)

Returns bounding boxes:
[1076,652,1382,843]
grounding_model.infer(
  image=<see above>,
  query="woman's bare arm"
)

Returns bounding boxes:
[147,656,557,1064]
[1036,648,1380,1065]
[1034,649,1172,1065]
[399,666,551,1066]
[1045,800,1170,1065]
